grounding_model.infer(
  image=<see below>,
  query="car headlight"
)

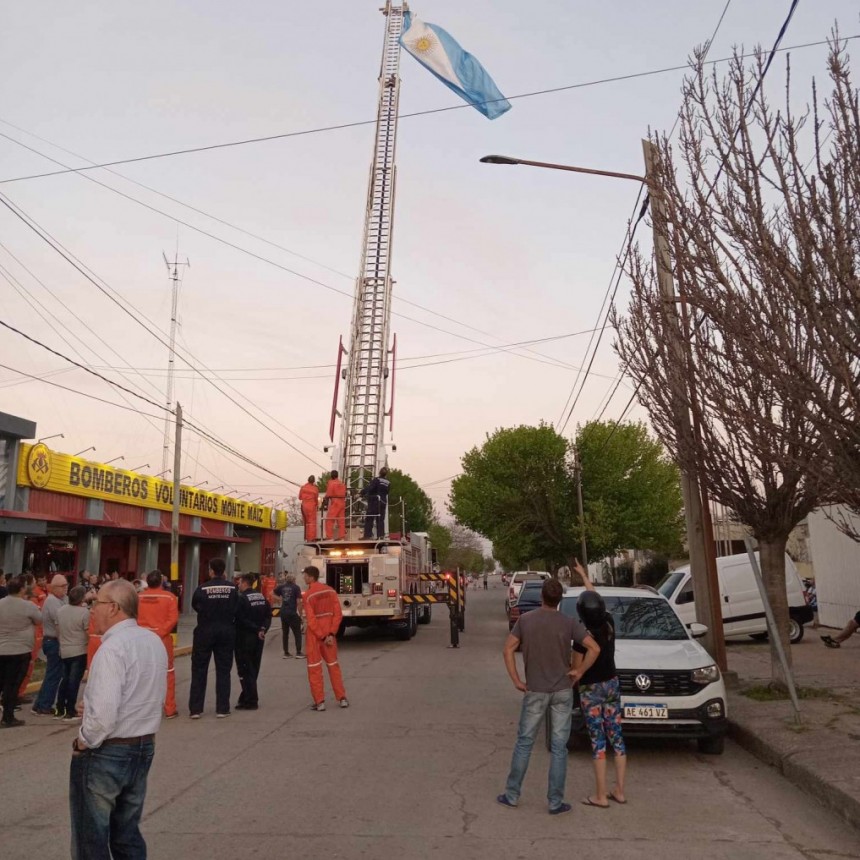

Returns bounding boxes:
[692,664,720,684]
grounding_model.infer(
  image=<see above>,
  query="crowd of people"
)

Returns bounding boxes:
[0,559,350,857]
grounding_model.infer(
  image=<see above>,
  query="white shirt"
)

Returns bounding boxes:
[79,619,167,748]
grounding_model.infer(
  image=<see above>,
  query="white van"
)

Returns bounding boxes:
[658,552,813,643]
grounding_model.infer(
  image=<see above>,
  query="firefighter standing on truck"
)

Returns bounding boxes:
[137,569,180,719]
[302,566,348,711]
[323,471,347,540]
[299,476,320,541]
[361,466,390,539]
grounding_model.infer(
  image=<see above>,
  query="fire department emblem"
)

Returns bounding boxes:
[27,443,52,489]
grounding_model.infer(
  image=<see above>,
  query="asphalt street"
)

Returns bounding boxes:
[2,586,858,859]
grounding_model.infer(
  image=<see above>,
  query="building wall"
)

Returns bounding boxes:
[807,506,860,628]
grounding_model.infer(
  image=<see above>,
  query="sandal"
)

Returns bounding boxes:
[821,635,841,649]
[609,791,627,804]
[581,797,609,808]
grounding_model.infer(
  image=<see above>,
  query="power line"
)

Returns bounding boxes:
[0,36,851,186]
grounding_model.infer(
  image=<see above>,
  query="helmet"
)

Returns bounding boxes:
[577,590,607,631]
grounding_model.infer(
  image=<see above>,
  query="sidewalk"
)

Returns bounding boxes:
[726,626,860,832]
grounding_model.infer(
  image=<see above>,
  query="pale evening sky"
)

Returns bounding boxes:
[1,1,856,514]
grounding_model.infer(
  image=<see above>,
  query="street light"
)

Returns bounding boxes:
[155,469,171,478]
[37,433,64,444]
[104,456,125,466]
[479,154,645,183]
[179,475,191,482]
[250,497,263,504]
[211,485,224,492]
[131,463,150,472]
[74,446,96,457]
[236,493,250,500]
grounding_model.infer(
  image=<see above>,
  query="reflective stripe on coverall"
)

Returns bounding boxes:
[138,586,180,716]
[324,479,347,540]
[299,482,320,541]
[303,581,346,704]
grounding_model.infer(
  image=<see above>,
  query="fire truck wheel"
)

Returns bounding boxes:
[417,605,432,625]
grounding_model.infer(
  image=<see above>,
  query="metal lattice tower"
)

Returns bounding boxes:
[337,0,405,492]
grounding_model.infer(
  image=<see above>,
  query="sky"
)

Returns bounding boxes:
[1,1,857,517]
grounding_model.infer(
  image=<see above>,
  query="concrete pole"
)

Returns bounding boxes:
[170,402,182,583]
[642,139,726,670]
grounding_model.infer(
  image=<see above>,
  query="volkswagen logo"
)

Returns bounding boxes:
[635,674,652,692]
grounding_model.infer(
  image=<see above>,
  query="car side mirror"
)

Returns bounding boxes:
[688,622,708,639]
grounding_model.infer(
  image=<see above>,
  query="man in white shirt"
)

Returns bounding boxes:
[70,579,167,860]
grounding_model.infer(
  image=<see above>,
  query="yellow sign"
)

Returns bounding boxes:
[17,444,288,531]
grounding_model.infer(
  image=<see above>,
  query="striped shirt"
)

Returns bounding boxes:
[79,619,166,748]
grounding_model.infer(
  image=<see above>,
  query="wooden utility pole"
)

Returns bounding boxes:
[170,402,182,582]
[642,140,726,670]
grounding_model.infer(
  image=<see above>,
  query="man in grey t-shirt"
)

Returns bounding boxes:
[498,577,600,814]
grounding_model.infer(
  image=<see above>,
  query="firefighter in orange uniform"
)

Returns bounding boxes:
[137,569,180,718]
[18,574,47,697]
[323,470,347,540]
[260,572,276,607]
[302,565,348,711]
[299,476,320,541]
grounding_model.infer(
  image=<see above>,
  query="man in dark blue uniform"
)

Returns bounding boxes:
[189,558,238,719]
[361,467,391,539]
[235,573,272,710]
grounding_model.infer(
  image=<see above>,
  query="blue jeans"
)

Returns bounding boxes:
[503,688,573,810]
[69,739,155,860]
[34,637,62,711]
[58,654,87,718]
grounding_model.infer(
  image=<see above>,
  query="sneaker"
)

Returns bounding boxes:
[549,803,572,816]
[216,712,230,719]
[164,712,179,720]
[0,718,26,729]
[282,654,291,659]
[189,713,202,720]
[339,698,349,709]
[61,715,79,723]
[31,707,54,716]
[311,702,326,712]
[295,653,306,659]
[496,794,518,809]
[53,712,67,721]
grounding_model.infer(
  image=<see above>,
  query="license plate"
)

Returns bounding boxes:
[624,704,668,719]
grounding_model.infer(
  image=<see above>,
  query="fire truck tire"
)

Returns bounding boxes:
[418,605,432,625]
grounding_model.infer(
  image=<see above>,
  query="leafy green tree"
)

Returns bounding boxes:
[576,421,684,562]
[427,522,452,565]
[450,424,579,572]
[387,468,433,534]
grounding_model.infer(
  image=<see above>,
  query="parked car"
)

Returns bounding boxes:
[508,580,544,630]
[505,570,551,616]
[657,551,813,643]
[551,586,728,755]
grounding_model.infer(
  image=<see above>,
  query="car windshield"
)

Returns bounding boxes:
[657,570,686,600]
[560,595,689,641]
[517,583,544,604]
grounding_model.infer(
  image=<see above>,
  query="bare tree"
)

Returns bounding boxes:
[614,47,843,683]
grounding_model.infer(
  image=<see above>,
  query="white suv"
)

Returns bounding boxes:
[505,571,551,616]
[557,586,728,755]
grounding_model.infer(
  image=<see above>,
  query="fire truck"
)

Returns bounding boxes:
[299,1,458,642]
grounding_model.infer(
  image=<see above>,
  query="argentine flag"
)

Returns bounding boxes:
[400,12,511,120]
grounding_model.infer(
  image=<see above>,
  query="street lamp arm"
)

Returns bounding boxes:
[480,154,645,183]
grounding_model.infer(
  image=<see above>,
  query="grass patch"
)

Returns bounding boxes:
[742,684,832,702]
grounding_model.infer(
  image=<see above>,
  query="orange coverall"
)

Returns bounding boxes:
[299,481,320,541]
[86,613,102,670]
[304,581,347,705]
[261,574,276,606]
[18,588,47,696]
[324,478,347,540]
[138,585,180,716]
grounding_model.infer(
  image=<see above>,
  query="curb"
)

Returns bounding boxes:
[729,718,860,833]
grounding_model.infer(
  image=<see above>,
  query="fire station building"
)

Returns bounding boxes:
[0,412,287,612]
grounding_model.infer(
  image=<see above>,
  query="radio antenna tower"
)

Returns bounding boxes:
[161,249,190,474]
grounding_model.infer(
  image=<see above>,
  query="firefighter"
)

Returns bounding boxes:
[302,566,348,711]
[189,558,239,718]
[323,470,347,540]
[299,476,320,541]
[18,574,45,699]
[260,572,276,607]
[138,569,180,719]
[85,612,101,671]
[361,467,390,539]
[234,573,272,710]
